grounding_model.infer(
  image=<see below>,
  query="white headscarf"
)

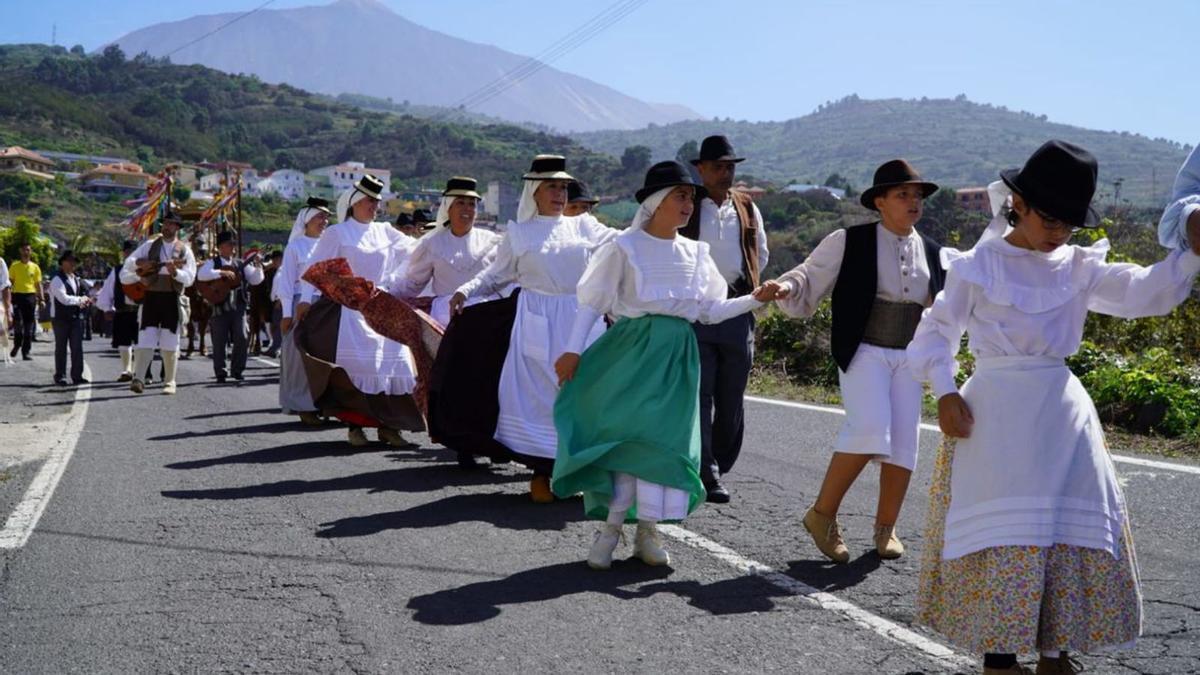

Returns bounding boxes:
[336,188,369,224]
[978,180,1015,246]
[288,207,319,244]
[630,187,674,231]
[516,180,543,223]
[435,195,454,228]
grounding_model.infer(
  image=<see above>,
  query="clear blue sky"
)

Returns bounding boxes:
[3,0,1196,143]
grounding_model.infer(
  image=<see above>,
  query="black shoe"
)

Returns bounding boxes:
[456,452,482,470]
[72,378,90,385]
[216,375,226,383]
[264,350,278,359]
[53,378,67,386]
[22,354,32,361]
[705,482,731,504]
[8,346,16,358]
[232,373,244,381]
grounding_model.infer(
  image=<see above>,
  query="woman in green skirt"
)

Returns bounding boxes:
[553,161,780,570]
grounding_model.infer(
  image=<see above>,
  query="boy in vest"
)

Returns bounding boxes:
[49,250,94,385]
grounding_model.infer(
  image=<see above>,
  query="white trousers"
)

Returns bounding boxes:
[607,472,690,523]
[136,326,180,352]
[835,343,922,471]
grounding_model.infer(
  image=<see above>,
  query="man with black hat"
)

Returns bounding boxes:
[563,180,600,217]
[197,230,265,383]
[412,208,436,235]
[97,239,142,381]
[680,135,769,503]
[394,212,419,238]
[49,250,93,385]
[120,211,197,394]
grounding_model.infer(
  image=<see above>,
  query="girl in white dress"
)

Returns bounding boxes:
[275,197,330,424]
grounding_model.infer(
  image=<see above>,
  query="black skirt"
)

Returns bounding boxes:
[140,291,180,332]
[111,311,139,347]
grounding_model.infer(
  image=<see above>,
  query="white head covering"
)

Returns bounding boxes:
[288,207,320,244]
[630,187,674,231]
[336,188,369,224]
[517,180,548,223]
[978,179,1015,246]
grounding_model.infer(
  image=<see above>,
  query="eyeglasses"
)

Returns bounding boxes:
[1033,207,1079,234]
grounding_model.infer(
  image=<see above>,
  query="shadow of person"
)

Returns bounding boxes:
[781,551,882,592]
[161,464,523,501]
[315,492,585,538]
[407,560,674,625]
[632,574,787,615]
[149,420,313,441]
[164,441,443,470]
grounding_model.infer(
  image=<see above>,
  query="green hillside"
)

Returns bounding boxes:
[573,95,1193,205]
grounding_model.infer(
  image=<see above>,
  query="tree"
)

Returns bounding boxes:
[97,44,125,71]
[70,45,85,57]
[0,216,55,269]
[620,145,652,175]
[414,148,437,176]
[675,140,698,165]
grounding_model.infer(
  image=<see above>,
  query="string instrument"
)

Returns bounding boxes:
[120,259,175,303]
[195,264,244,306]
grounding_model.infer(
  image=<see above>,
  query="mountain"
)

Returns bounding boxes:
[0,44,631,192]
[572,95,1193,204]
[105,0,701,133]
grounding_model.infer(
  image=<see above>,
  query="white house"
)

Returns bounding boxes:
[252,169,306,200]
[308,162,392,199]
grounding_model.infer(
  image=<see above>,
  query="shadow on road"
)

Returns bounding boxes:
[164,440,429,469]
[149,420,317,441]
[316,491,585,538]
[782,552,882,592]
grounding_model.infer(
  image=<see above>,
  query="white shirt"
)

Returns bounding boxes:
[908,237,1200,398]
[274,236,319,318]
[96,268,116,312]
[456,213,617,299]
[197,256,266,286]
[400,225,501,297]
[0,258,9,291]
[695,195,769,285]
[300,218,415,303]
[775,224,932,318]
[565,228,763,354]
[49,273,88,308]
[119,237,197,288]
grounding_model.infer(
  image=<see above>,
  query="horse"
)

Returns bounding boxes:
[183,283,211,359]
[247,264,276,356]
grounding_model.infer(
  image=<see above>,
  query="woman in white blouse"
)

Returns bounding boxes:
[396,177,506,326]
[275,197,330,424]
[449,155,616,503]
[553,161,774,569]
[767,159,944,564]
[908,141,1200,675]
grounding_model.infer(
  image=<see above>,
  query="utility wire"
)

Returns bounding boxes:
[164,0,277,58]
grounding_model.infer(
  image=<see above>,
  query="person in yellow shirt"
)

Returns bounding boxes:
[9,242,45,361]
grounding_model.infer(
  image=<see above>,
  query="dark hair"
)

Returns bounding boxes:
[18,241,31,248]
[1003,203,1021,228]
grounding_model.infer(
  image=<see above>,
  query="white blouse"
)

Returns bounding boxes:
[274,236,319,318]
[400,225,501,297]
[565,228,763,354]
[455,214,617,299]
[300,219,415,303]
[696,196,770,285]
[908,236,1200,398]
[776,223,932,318]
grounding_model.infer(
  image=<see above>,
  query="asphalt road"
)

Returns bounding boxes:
[0,338,1197,674]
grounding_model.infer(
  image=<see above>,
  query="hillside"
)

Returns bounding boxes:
[573,95,1193,205]
[0,44,632,193]
[106,0,700,132]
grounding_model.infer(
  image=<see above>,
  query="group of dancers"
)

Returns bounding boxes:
[60,134,1200,675]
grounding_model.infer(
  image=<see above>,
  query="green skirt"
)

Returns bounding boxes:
[551,314,706,521]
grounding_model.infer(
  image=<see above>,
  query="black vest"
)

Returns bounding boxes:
[213,257,248,313]
[53,271,86,322]
[829,223,945,372]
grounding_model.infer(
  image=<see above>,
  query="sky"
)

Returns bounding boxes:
[2,0,1196,143]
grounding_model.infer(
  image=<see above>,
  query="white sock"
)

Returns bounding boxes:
[131,348,153,381]
[119,346,132,373]
[606,509,627,526]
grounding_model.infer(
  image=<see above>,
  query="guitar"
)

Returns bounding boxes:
[121,259,176,304]
[195,265,244,306]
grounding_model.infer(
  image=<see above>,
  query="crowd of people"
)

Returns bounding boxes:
[2,136,1199,675]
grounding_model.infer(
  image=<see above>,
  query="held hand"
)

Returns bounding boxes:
[280,317,293,334]
[449,292,467,316]
[554,352,581,386]
[1188,209,1200,256]
[752,280,786,302]
[220,269,236,281]
[937,393,975,439]
[165,260,179,276]
[294,302,310,324]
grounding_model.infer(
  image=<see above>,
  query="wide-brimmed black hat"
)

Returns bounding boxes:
[568,180,600,204]
[412,208,434,225]
[306,196,332,216]
[443,176,482,199]
[859,159,939,211]
[394,212,413,227]
[522,154,574,181]
[1001,140,1099,228]
[691,135,745,165]
[636,160,708,203]
[58,249,79,264]
[216,230,236,245]
[352,174,385,201]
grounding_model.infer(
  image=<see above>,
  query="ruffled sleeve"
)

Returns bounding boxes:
[396,233,436,299]
[1159,144,1200,251]
[577,213,620,248]
[1086,245,1200,318]
[775,228,845,318]
[907,258,976,398]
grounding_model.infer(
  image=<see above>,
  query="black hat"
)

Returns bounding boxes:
[161,209,183,225]
[58,249,79,264]
[1001,140,1099,228]
[306,196,332,216]
[691,135,745,165]
[411,208,435,224]
[121,239,137,253]
[636,160,708,203]
[568,180,600,204]
[523,154,574,181]
[443,176,482,199]
[859,159,939,211]
[353,174,385,201]
[216,230,236,245]
[394,212,413,226]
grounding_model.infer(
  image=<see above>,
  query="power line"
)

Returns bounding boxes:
[164,0,277,59]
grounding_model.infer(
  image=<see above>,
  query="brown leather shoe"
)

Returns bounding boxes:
[802,507,850,563]
[1035,653,1083,675]
[874,524,905,559]
[530,475,555,503]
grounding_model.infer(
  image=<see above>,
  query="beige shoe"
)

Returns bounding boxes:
[161,351,178,395]
[984,665,1034,675]
[874,524,904,559]
[298,411,322,426]
[378,427,416,448]
[802,507,850,563]
[347,427,369,447]
[587,524,624,570]
[633,521,670,566]
[1035,653,1083,675]
[162,381,177,395]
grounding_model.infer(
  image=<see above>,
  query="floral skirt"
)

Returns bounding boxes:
[917,438,1142,655]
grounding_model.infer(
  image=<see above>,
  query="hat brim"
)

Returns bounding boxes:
[1000,169,1100,228]
[690,156,745,166]
[859,181,939,211]
[635,182,707,203]
[311,206,332,217]
[522,171,575,181]
[443,190,482,200]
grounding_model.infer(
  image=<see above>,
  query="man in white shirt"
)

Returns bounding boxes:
[196,230,265,383]
[679,135,769,503]
[49,250,94,385]
[0,256,11,332]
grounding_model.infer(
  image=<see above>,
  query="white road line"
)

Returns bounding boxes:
[0,364,93,549]
[660,524,976,671]
[745,395,1200,476]
[251,356,278,368]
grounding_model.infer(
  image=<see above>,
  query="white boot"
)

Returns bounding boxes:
[161,350,179,395]
[633,520,670,566]
[587,524,625,570]
[118,346,133,381]
[130,348,153,393]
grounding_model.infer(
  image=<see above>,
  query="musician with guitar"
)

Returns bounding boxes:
[196,230,265,383]
[118,212,197,395]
